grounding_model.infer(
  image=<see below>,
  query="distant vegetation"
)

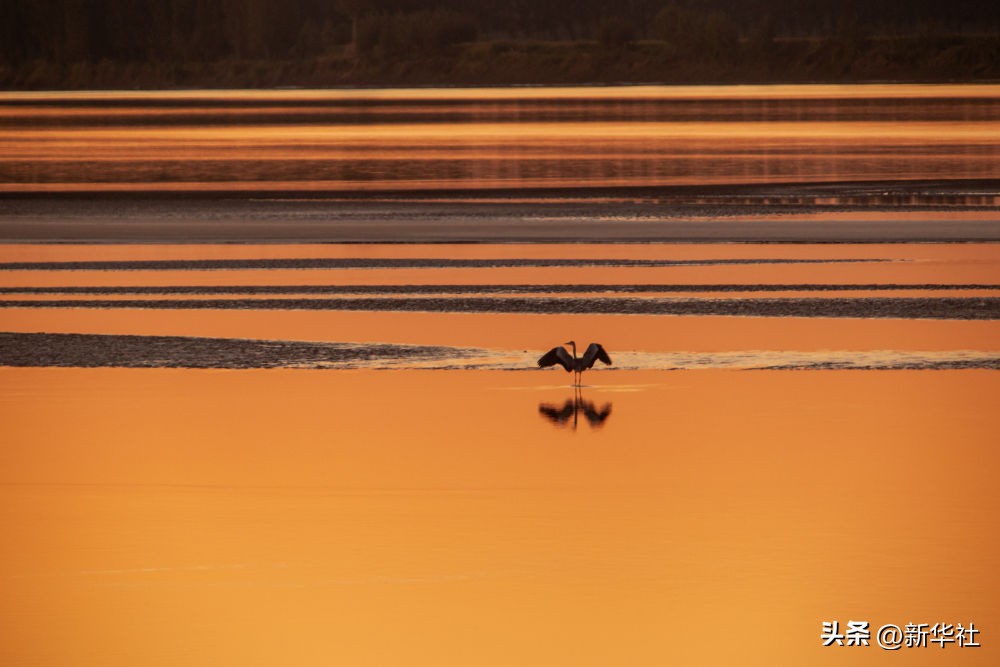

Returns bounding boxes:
[1,0,998,88]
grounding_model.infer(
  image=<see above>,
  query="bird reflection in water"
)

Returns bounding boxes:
[538,387,613,431]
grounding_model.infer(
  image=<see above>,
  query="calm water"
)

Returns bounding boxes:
[2,368,998,666]
[1,240,999,665]
[1,84,999,192]
[1,85,999,666]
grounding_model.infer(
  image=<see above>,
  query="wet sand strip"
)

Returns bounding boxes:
[2,333,998,371]
[759,360,1000,370]
[0,258,883,271]
[0,332,473,369]
[604,350,1000,371]
[0,283,995,296]
[2,296,997,319]
[3,187,1000,243]
[2,179,997,204]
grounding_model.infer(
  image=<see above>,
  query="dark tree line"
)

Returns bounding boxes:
[1,0,349,64]
[1,0,997,66]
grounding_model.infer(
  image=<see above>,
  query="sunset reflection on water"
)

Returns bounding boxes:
[0,238,997,667]
[1,84,998,192]
[1,83,999,666]
[1,368,997,665]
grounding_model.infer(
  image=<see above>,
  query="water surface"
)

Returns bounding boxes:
[1,83,999,665]
[2,368,997,666]
[2,84,998,194]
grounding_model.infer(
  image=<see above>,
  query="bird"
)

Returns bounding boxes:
[537,340,612,386]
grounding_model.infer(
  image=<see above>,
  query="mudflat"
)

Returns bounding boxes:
[2,180,999,243]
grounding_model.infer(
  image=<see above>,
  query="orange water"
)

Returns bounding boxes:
[1,368,997,665]
[1,83,999,664]
[2,243,998,356]
[2,84,998,192]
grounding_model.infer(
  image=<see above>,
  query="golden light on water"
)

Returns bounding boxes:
[1,84,998,192]
[1,84,999,665]
[2,368,998,665]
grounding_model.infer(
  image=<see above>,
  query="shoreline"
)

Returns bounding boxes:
[5,34,999,91]
[3,178,999,200]
[3,296,997,320]
[3,179,999,244]
[1,332,997,370]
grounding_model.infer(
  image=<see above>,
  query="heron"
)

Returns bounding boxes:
[537,340,612,386]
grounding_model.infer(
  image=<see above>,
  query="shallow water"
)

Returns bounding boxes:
[1,368,997,666]
[1,243,998,359]
[0,238,998,666]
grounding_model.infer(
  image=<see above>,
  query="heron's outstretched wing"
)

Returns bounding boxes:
[581,343,612,369]
[537,346,574,372]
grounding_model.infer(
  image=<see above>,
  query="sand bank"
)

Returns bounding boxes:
[2,295,997,319]
[2,332,997,370]
[2,181,998,244]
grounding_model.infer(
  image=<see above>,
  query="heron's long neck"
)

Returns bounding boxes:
[570,342,577,358]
